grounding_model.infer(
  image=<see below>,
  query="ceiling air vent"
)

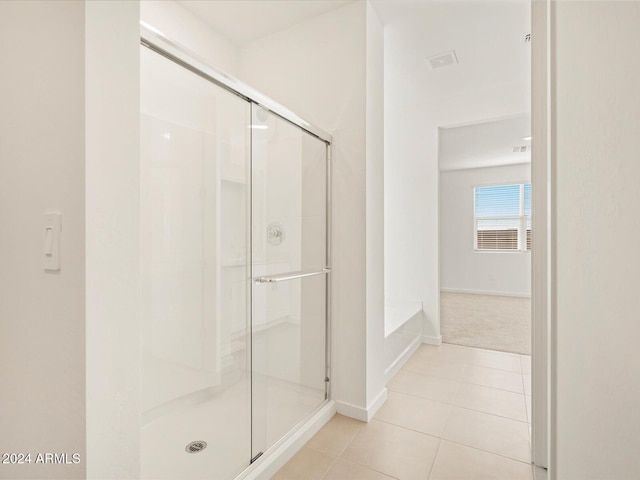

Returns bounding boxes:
[512,145,530,153]
[426,50,458,70]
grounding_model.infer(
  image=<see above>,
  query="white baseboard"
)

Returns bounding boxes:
[422,334,442,345]
[335,400,368,422]
[441,288,531,298]
[335,387,388,422]
[385,335,421,384]
[366,388,388,421]
[237,401,336,480]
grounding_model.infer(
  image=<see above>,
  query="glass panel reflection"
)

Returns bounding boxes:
[251,105,328,457]
[140,46,251,480]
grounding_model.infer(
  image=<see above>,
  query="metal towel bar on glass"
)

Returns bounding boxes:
[254,268,331,284]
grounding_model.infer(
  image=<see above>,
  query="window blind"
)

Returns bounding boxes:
[474,183,531,251]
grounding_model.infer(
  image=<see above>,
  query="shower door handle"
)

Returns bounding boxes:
[254,268,331,284]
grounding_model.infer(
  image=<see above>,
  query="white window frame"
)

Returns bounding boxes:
[473,182,531,253]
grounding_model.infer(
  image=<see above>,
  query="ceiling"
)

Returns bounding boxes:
[176,0,531,170]
[373,0,531,109]
[179,0,355,46]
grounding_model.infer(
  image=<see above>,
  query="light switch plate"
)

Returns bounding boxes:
[43,212,61,271]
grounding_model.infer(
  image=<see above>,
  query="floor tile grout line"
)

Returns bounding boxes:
[465,363,523,374]
[401,365,465,382]
[427,437,533,479]
[333,425,364,457]
[457,354,532,468]
[386,386,529,424]
[436,438,534,468]
[393,369,463,384]
[306,415,366,459]
[284,344,534,479]
[458,383,524,395]
[367,416,532,472]
[449,404,529,424]
[386,385,459,404]
[447,404,528,424]
[428,341,532,361]
[426,437,443,480]
[451,364,465,406]
[386,386,459,407]
[335,450,401,479]
[400,360,528,394]
[458,377,526,395]
[370,417,445,442]
[458,374,525,389]
[440,431,532,465]
[449,343,525,357]
[465,362,528,375]
[315,449,341,480]
[524,393,532,425]
[335,422,440,479]
[521,365,529,425]
[426,342,524,356]
[526,385,532,433]
[466,346,523,356]
[403,358,525,376]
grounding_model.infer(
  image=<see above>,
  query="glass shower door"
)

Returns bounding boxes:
[140,45,252,480]
[140,37,331,478]
[250,104,330,459]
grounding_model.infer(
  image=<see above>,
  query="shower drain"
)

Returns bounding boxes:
[185,441,207,454]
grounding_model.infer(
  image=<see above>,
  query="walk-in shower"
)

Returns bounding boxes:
[140,27,331,480]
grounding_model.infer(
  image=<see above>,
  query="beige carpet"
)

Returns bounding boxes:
[441,292,531,355]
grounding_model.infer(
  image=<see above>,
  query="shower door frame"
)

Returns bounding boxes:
[140,24,333,144]
[140,23,333,475]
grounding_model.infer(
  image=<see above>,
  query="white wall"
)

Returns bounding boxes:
[552,2,640,478]
[439,114,531,171]
[141,0,239,76]
[85,1,140,478]
[0,3,140,478]
[0,2,86,478]
[365,2,387,414]
[440,164,531,296]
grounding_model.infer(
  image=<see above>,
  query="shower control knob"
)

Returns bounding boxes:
[267,222,285,245]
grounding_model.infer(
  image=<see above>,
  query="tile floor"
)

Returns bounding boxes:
[272,343,534,479]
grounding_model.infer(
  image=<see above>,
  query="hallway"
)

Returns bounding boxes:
[274,343,533,479]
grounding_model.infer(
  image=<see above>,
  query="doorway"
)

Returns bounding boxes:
[438,115,532,356]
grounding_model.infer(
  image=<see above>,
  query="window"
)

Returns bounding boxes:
[474,183,531,252]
